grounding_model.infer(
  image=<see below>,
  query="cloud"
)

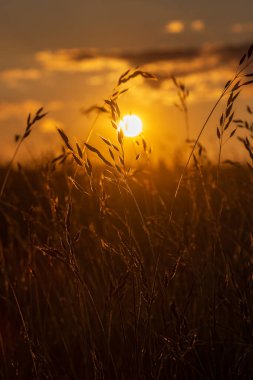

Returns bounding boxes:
[0,100,42,122]
[0,100,63,122]
[140,52,220,78]
[39,117,63,133]
[30,42,252,105]
[119,43,248,79]
[231,22,253,33]
[165,20,185,34]
[0,69,41,87]
[191,20,205,32]
[34,42,247,80]
[111,42,253,108]
[36,49,128,73]
[120,47,200,65]
[164,20,205,34]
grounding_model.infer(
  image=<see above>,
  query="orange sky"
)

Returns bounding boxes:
[1,1,253,164]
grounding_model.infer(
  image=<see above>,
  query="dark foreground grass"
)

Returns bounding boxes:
[1,43,253,380]
[0,161,253,380]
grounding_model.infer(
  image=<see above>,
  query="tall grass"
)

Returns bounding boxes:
[0,46,253,379]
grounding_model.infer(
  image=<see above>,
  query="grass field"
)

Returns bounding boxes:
[1,48,253,379]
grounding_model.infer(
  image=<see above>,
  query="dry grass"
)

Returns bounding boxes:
[0,47,253,379]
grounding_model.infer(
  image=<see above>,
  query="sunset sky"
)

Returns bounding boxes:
[1,0,253,163]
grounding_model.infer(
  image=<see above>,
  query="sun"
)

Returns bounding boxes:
[118,114,143,137]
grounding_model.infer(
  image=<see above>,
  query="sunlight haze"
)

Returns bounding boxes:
[0,0,253,163]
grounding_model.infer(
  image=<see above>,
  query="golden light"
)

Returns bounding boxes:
[118,114,143,137]
[40,118,63,133]
[165,20,184,34]
[191,20,205,32]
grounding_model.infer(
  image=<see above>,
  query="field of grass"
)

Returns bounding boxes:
[1,48,253,379]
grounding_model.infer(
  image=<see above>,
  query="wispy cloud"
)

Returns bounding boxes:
[40,117,63,133]
[231,22,253,33]
[36,49,128,73]
[164,20,205,34]
[0,100,42,122]
[0,100,62,122]
[191,20,205,32]
[0,69,41,87]
[164,20,185,34]
[119,43,248,79]
[34,42,249,79]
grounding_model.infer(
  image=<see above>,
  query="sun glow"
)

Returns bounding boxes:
[118,114,143,137]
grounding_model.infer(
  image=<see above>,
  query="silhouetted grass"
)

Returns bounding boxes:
[0,162,253,380]
[1,46,253,380]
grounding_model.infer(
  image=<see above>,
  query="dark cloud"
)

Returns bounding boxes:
[118,47,202,65]
[35,41,252,84]
[117,41,251,69]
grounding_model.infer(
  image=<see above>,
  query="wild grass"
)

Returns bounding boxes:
[0,46,253,379]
